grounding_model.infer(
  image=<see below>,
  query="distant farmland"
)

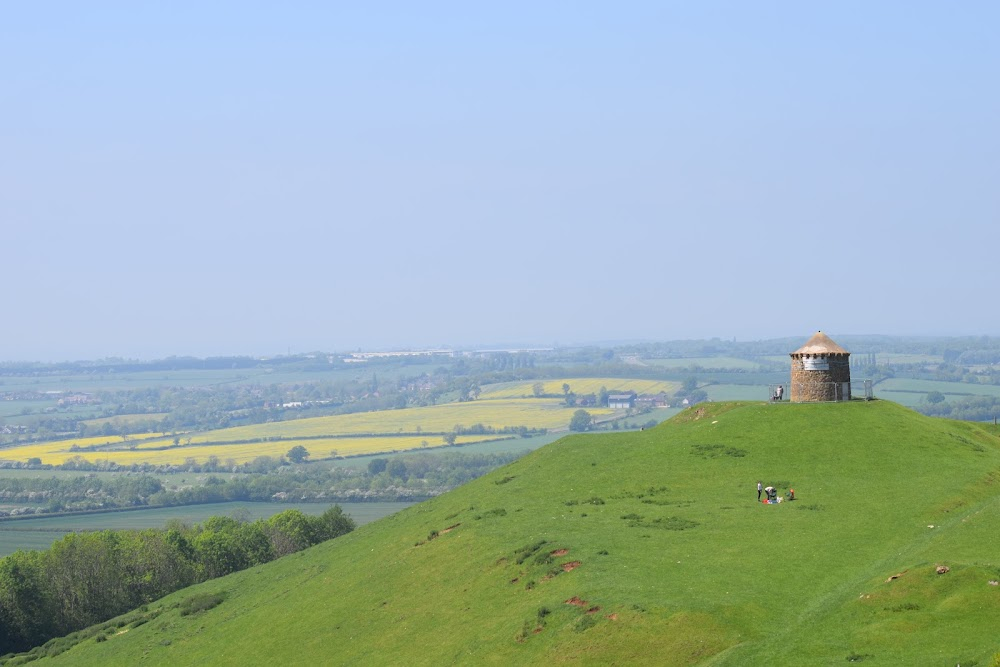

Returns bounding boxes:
[479,378,677,399]
[873,378,1000,407]
[0,435,501,466]
[0,398,615,466]
[643,356,764,370]
[180,399,614,442]
[704,384,771,401]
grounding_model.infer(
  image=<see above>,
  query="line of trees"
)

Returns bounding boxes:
[0,474,164,515]
[0,451,526,517]
[0,506,355,656]
[916,395,1000,421]
[0,349,736,445]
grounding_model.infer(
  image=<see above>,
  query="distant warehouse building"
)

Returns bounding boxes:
[607,392,637,409]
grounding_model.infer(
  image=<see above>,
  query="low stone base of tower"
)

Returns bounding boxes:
[790,380,852,402]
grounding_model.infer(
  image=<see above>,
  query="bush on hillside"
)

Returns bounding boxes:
[179,593,225,616]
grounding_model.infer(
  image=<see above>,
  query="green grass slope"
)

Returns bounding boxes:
[30,401,1000,666]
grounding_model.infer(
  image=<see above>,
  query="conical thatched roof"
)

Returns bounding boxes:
[791,331,849,356]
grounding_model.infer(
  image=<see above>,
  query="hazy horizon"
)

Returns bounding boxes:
[0,330,991,365]
[3,3,998,362]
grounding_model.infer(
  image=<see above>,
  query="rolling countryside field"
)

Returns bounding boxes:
[0,364,412,395]
[643,356,764,370]
[30,400,1000,666]
[703,383,775,401]
[0,434,506,466]
[479,378,677,399]
[0,398,616,466]
[874,378,1000,407]
[178,399,614,442]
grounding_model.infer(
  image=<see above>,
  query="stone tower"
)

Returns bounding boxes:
[789,331,852,402]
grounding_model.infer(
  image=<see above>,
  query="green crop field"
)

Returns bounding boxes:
[81,413,170,427]
[324,433,557,470]
[644,356,763,370]
[0,370,245,394]
[704,383,776,401]
[0,501,413,557]
[479,378,677,399]
[876,378,1000,396]
[760,355,788,363]
[31,400,1000,665]
[0,362,425,396]
[874,378,1000,407]
[0,400,60,419]
[876,353,943,365]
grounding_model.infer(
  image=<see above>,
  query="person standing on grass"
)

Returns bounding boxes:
[757,480,763,501]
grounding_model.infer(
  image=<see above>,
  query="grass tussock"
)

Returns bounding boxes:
[691,444,747,458]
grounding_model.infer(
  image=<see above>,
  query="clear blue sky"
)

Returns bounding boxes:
[2,2,998,361]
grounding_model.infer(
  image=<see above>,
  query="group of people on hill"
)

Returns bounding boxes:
[757,480,794,503]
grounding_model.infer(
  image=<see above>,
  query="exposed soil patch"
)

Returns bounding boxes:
[562,561,582,572]
[551,548,569,556]
[586,606,601,614]
[885,570,908,582]
[565,596,588,607]
[607,613,619,621]
[441,523,461,534]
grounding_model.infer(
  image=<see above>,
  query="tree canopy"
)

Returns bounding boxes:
[569,409,592,432]
[286,445,310,463]
[0,506,355,655]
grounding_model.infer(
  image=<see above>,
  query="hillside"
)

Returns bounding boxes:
[22,401,1000,665]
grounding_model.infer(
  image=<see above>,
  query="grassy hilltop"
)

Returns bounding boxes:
[27,401,1000,666]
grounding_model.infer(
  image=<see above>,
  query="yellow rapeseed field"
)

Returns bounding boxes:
[0,432,165,466]
[0,398,611,466]
[178,399,611,444]
[479,378,677,399]
[0,440,82,465]
[0,435,501,466]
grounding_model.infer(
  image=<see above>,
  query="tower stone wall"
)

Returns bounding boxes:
[789,332,852,403]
